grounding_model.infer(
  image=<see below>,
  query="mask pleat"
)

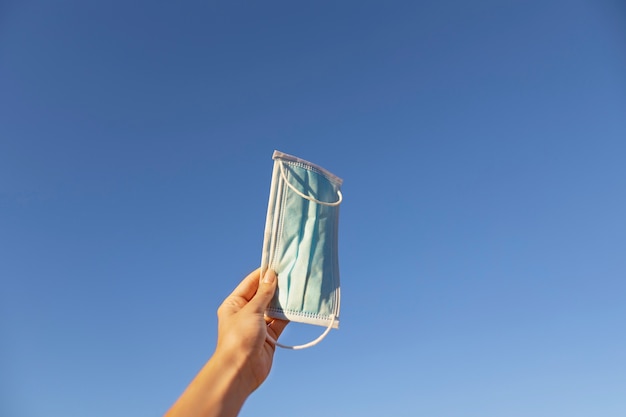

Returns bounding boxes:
[302,188,322,314]
[283,166,311,312]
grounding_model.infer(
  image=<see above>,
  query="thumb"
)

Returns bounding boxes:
[247,269,277,313]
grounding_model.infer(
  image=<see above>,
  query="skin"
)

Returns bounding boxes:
[164,268,288,417]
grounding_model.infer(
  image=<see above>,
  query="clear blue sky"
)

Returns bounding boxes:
[1,1,625,416]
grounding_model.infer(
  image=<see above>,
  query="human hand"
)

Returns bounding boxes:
[163,268,288,417]
[214,268,288,396]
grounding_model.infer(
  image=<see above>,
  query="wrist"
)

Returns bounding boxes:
[208,348,256,403]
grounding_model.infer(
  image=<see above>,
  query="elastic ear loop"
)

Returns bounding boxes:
[278,161,342,206]
[265,162,342,349]
[265,288,341,350]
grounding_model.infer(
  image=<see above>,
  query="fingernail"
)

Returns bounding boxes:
[263,269,276,284]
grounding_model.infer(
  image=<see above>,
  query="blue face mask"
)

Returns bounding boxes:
[261,150,343,349]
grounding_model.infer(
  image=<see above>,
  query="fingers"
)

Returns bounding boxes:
[218,268,261,317]
[227,268,261,302]
[245,269,277,314]
[267,319,289,340]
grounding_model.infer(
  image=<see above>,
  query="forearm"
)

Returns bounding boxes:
[164,352,252,417]
[164,269,282,417]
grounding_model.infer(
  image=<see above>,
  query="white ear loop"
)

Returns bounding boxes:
[265,288,340,350]
[265,315,335,350]
[278,161,342,206]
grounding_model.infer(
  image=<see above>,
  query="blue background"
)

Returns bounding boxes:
[1,1,625,416]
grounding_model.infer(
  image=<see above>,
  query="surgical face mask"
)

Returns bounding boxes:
[261,150,343,349]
